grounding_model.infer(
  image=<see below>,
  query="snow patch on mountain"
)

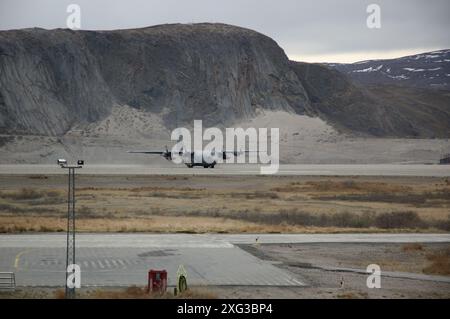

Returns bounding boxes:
[352,65,383,73]
[327,49,450,88]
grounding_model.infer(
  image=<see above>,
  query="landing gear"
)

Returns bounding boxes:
[208,161,216,168]
[186,162,216,168]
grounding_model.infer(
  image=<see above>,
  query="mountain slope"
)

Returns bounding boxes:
[291,61,450,137]
[0,23,311,136]
[328,49,450,89]
[0,28,114,135]
[0,24,448,139]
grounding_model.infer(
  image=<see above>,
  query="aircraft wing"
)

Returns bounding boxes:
[222,150,239,156]
[127,150,165,154]
[222,150,259,156]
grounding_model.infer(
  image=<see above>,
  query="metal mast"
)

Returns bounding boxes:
[66,167,76,298]
[58,159,84,299]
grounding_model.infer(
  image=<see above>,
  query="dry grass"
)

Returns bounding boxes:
[373,211,426,229]
[337,291,369,299]
[53,289,66,299]
[0,215,431,234]
[302,180,412,194]
[402,243,424,252]
[0,188,61,200]
[423,249,450,275]
[53,286,217,299]
[314,191,450,206]
[350,244,450,275]
[1,175,449,233]
[175,287,218,299]
[88,286,160,299]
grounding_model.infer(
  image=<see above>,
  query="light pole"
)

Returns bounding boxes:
[58,159,84,299]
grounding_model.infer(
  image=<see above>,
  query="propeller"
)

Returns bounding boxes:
[162,145,184,161]
[163,145,171,160]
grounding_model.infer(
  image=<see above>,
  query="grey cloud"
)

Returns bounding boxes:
[1,0,449,61]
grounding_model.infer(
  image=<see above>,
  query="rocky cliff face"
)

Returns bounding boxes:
[0,23,448,139]
[0,28,114,135]
[0,23,311,135]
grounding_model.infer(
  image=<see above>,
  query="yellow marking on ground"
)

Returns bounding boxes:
[14,249,32,270]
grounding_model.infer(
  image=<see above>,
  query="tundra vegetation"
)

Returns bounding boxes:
[0,175,449,234]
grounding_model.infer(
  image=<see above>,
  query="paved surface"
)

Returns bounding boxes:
[1,164,449,176]
[1,233,449,287]
[211,233,450,244]
[0,234,304,287]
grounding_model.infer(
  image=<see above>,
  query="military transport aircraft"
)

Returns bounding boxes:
[127,146,250,168]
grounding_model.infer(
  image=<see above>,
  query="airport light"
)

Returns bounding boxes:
[58,159,84,299]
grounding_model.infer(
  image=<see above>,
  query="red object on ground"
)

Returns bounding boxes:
[147,269,167,293]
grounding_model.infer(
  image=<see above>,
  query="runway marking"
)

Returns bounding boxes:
[284,278,294,285]
[124,259,133,266]
[292,278,304,286]
[14,249,32,271]
[262,278,272,285]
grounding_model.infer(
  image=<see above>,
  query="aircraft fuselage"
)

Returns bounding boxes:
[182,151,221,168]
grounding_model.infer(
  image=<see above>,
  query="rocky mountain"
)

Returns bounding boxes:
[0,23,310,136]
[0,23,449,141]
[327,49,450,89]
[291,62,450,137]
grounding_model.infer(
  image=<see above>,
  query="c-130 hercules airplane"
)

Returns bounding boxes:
[128,146,250,168]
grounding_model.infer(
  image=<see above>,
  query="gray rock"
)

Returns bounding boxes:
[326,49,450,89]
[0,23,310,135]
[0,23,448,139]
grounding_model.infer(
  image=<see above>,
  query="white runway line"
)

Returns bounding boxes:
[1,164,449,176]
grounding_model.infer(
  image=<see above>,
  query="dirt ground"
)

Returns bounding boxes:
[0,174,449,233]
[0,286,217,299]
[225,242,450,299]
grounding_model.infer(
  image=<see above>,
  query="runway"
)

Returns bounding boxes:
[0,164,449,176]
[1,233,449,287]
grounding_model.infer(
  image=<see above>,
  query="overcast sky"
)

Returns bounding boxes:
[1,0,449,63]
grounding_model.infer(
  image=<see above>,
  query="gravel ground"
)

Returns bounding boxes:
[227,242,450,299]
